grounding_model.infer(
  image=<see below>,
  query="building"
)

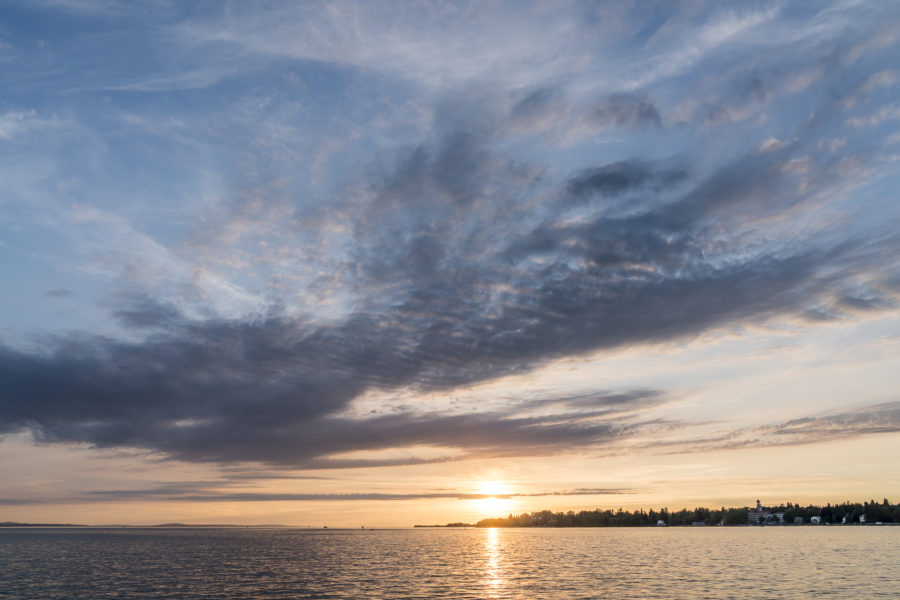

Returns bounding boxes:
[748,500,773,524]
[793,516,804,524]
[810,516,822,525]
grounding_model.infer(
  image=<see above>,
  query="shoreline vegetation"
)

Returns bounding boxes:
[426,499,900,528]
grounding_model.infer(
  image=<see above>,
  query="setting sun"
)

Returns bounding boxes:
[471,481,515,517]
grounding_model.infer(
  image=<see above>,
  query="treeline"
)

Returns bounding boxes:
[474,498,900,527]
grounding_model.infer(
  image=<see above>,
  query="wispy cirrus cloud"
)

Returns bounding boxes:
[0,486,631,505]
[1,0,899,478]
[3,98,900,466]
[641,401,900,454]
[84,487,631,504]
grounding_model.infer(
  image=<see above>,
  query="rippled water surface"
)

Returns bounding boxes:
[1,526,897,599]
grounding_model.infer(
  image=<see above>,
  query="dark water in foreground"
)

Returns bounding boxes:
[1,527,897,599]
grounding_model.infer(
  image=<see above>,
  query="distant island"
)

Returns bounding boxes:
[0,522,87,528]
[466,498,900,527]
[0,522,300,528]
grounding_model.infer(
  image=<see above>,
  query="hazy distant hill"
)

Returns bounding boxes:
[0,522,86,527]
[1,522,298,528]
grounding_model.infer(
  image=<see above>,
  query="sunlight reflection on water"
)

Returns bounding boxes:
[1,526,898,599]
[484,527,504,597]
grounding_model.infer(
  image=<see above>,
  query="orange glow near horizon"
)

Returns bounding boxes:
[470,481,516,519]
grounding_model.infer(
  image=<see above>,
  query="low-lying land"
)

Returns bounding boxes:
[470,498,900,527]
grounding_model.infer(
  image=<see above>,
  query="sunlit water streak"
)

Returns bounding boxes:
[1,527,897,599]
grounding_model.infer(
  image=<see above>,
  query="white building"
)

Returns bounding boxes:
[748,500,773,524]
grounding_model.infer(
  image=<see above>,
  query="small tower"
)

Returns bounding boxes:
[756,499,762,512]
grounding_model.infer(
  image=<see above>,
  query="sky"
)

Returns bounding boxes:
[1,0,900,527]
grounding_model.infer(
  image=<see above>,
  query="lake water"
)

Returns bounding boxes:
[1,526,897,599]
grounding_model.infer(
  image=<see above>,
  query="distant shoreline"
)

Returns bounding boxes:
[0,523,304,529]
[471,498,900,528]
[463,522,900,528]
[0,522,87,528]
[0,523,412,530]
[4,523,897,530]
[5,498,898,529]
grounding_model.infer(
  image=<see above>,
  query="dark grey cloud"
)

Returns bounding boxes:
[82,482,629,503]
[736,72,769,103]
[703,70,774,125]
[800,306,841,323]
[218,470,334,481]
[546,389,660,406]
[2,128,897,467]
[1,314,658,466]
[592,93,661,129]
[2,132,897,469]
[112,295,184,329]
[566,159,687,201]
[763,403,900,441]
[0,498,60,505]
[180,488,633,501]
[510,88,559,121]
[549,390,667,415]
[0,486,630,506]
[504,86,567,134]
[2,21,900,470]
[837,292,896,312]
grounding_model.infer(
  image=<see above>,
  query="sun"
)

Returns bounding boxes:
[471,481,514,517]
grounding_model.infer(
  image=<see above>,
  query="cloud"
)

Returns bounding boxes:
[175,1,595,89]
[0,110,60,141]
[2,0,899,473]
[541,389,665,411]
[0,484,631,505]
[762,402,900,443]
[84,487,631,503]
[40,475,632,505]
[859,69,900,94]
[837,292,897,312]
[111,295,184,329]
[643,402,900,454]
[3,111,899,467]
[504,87,569,135]
[0,347,649,467]
[702,70,773,125]
[846,106,900,128]
[592,93,662,129]
[566,159,687,201]
[75,67,234,93]
[45,289,73,298]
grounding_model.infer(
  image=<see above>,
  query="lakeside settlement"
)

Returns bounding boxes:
[431,498,900,528]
